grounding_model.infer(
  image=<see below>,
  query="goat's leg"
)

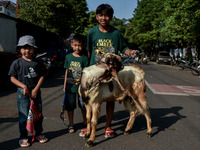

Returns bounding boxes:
[143,105,152,137]
[123,100,137,135]
[138,92,152,137]
[85,105,92,139]
[86,103,101,147]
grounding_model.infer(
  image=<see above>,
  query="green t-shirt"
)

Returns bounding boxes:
[86,25,128,65]
[64,53,89,93]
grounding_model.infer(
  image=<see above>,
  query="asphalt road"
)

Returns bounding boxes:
[0,62,200,150]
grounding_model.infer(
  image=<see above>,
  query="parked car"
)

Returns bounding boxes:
[156,51,171,64]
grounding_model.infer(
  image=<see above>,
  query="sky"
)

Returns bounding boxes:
[10,0,138,19]
[86,0,138,19]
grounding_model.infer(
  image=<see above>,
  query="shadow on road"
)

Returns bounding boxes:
[92,106,186,146]
[42,68,65,88]
[0,128,67,150]
[0,88,16,98]
[0,68,65,98]
[0,117,18,124]
[0,138,20,150]
[151,106,186,136]
[0,106,186,148]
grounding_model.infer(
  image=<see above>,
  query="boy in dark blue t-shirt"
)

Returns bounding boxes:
[8,35,48,147]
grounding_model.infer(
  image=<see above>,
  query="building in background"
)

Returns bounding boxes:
[0,1,16,18]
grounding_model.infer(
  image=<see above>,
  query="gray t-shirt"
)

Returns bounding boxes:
[8,57,45,89]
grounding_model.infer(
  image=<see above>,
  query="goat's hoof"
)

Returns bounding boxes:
[124,131,130,135]
[85,140,94,147]
[83,134,90,140]
[147,132,152,138]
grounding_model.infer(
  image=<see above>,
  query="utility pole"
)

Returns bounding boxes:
[16,0,19,18]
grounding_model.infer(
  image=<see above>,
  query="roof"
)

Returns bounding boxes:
[0,1,16,12]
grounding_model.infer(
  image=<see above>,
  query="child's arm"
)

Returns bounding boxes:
[63,69,68,92]
[124,49,138,56]
[31,76,44,99]
[10,76,30,96]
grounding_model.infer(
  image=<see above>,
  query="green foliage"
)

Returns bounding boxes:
[124,0,200,58]
[127,0,165,50]
[110,17,127,35]
[83,11,98,35]
[18,0,88,39]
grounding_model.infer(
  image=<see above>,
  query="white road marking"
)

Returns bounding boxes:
[145,80,200,96]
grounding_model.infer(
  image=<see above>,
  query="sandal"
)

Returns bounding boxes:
[68,126,75,133]
[79,128,87,137]
[19,139,30,147]
[36,134,48,143]
[105,128,115,138]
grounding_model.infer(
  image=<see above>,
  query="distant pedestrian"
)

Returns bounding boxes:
[63,34,89,133]
[8,35,48,147]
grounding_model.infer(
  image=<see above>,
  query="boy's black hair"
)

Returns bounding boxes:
[96,4,114,17]
[72,34,86,44]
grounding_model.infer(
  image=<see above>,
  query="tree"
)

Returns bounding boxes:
[125,0,165,52]
[160,0,200,57]
[83,11,98,35]
[124,0,200,59]
[110,17,127,35]
[18,0,88,39]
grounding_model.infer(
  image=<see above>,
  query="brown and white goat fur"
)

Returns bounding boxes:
[79,54,152,147]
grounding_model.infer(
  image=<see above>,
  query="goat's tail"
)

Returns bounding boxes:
[129,80,146,115]
[79,85,89,104]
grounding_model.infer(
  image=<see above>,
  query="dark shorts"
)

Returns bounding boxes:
[64,92,85,111]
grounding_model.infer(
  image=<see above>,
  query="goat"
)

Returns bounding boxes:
[79,54,152,147]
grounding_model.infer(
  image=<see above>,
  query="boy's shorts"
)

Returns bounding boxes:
[64,92,85,111]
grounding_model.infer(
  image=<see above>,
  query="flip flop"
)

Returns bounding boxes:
[19,139,30,147]
[79,128,87,137]
[68,126,75,133]
[105,128,115,138]
[36,134,48,143]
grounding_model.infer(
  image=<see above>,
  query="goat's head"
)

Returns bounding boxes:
[102,53,123,72]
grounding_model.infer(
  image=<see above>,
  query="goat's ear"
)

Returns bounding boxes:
[105,57,110,65]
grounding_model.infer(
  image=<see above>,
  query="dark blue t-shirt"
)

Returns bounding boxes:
[8,57,45,89]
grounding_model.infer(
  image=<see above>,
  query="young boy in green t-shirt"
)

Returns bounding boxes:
[63,34,89,133]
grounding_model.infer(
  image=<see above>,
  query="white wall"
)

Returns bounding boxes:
[0,16,17,53]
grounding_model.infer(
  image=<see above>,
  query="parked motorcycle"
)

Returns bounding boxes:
[50,54,64,68]
[177,58,191,70]
[36,52,52,75]
[190,60,200,76]
[41,56,52,71]
[170,57,178,66]
[140,56,149,64]
[50,54,58,68]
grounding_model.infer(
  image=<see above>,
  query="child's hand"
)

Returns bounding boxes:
[23,86,30,96]
[31,89,37,99]
[130,50,139,58]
